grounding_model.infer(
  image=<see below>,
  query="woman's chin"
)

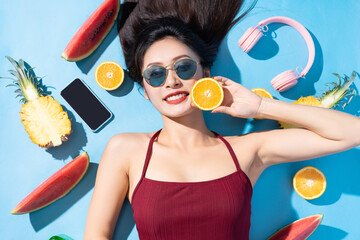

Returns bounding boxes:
[161,106,201,119]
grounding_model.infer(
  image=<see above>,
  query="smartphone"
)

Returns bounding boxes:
[60,78,113,132]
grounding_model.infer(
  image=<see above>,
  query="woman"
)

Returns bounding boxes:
[84,0,360,239]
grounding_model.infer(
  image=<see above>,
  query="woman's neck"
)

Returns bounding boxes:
[159,111,216,150]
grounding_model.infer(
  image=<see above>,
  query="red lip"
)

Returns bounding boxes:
[164,91,189,100]
[163,91,189,104]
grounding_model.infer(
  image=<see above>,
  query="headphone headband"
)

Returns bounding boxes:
[257,16,315,77]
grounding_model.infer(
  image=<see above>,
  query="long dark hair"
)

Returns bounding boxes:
[119,0,255,85]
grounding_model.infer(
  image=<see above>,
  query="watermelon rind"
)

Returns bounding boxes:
[49,234,74,240]
[61,0,121,62]
[11,152,90,214]
[267,214,323,240]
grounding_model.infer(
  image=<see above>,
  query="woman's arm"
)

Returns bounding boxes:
[255,97,360,166]
[212,76,360,167]
[84,135,130,240]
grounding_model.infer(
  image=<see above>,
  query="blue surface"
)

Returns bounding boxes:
[1,0,359,239]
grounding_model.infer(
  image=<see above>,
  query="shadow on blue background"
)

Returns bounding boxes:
[252,148,360,239]
[46,106,88,160]
[311,225,348,240]
[248,118,279,132]
[2,58,54,99]
[310,149,360,206]
[212,36,241,82]
[266,221,348,240]
[108,70,135,97]
[2,59,89,160]
[113,199,136,239]
[247,24,279,61]
[46,5,141,235]
[245,23,324,100]
[76,23,119,74]
[345,78,360,116]
[251,162,298,238]
[206,36,248,136]
[282,30,323,100]
[117,2,137,34]
[24,60,55,97]
[47,15,359,238]
[337,73,360,117]
[75,15,121,74]
[75,1,138,74]
[29,162,98,231]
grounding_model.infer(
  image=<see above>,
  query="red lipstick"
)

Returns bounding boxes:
[164,91,189,104]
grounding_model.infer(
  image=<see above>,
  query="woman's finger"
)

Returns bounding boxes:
[213,76,235,86]
[211,106,235,116]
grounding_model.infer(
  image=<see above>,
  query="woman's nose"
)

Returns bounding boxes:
[165,69,181,88]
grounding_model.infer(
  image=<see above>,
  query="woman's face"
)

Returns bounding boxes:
[141,36,207,118]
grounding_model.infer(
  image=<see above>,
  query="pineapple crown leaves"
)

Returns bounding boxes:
[1,56,46,103]
[319,71,357,109]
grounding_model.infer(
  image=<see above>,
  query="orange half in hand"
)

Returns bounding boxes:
[95,61,124,91]
[293,166,326,200]
[191,78,224,111]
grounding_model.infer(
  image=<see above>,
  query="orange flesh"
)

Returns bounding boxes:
[191,78,224,110]
[293,167,326,200]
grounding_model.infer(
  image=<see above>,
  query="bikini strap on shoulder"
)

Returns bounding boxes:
[213,132,241,171]
[141,129,162,179]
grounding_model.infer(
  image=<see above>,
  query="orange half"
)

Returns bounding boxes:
[251,88,273,99]
[251,88,273,119]
[293,166,326,200]
[95,61,124,91]
[191,78,224,111]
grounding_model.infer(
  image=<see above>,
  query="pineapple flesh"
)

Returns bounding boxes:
[2,56,71,148]
[279,71,357,129]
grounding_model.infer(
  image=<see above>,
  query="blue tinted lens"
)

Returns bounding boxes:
[143,66,166,87]
[174,59,197,80]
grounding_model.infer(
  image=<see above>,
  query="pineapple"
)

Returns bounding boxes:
[2,56,71,148]
[279,71,357,129]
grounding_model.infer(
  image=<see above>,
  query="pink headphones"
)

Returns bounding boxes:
[238,16,315,92]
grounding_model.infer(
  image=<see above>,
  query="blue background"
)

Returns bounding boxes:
[1,0,359,239]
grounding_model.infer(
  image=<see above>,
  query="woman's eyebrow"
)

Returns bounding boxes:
[146,54,192,68]
[172,54,191,61]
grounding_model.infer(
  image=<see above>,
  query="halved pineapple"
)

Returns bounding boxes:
[279,71,357,129]
[2,56,71,148]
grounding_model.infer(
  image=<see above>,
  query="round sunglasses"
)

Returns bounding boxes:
[142,58,199,87]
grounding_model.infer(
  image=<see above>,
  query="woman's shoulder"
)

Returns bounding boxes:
[106,131,156,150]
[100,131,158,169]
[110,131,154,141]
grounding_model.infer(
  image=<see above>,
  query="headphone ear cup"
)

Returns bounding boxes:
[238,27,263,53]
[271,70,300,92]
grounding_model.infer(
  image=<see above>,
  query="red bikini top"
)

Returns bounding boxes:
[131,130,253,240]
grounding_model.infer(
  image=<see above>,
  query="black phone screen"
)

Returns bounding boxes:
[61,78,112,131]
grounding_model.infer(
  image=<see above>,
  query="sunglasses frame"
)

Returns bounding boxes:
[142,58,200,87]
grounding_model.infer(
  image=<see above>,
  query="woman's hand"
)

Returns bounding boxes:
[210,76,263,118]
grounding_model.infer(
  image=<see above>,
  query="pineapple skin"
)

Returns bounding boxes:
[278,71,356,129]
[20,95,71,148]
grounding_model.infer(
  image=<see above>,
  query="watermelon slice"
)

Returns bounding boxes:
[267,214,323,240]
[11,152,90,214]
[49,234,74,240]
[61,0,121,61]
